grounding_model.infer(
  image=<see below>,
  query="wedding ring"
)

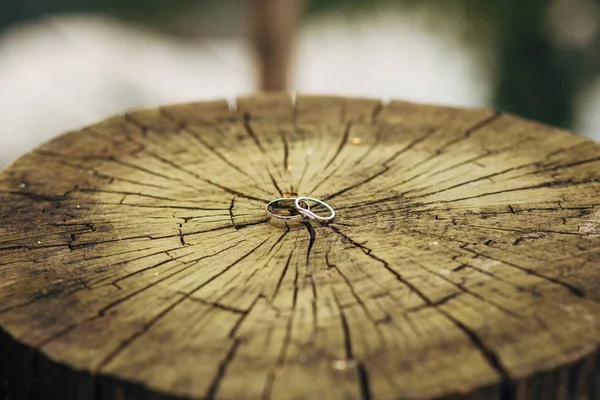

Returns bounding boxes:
[294,197,335,222]
[266,198,310,220]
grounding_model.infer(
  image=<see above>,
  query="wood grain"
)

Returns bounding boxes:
[1,94,600,400]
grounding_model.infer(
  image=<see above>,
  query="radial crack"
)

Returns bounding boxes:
[302,221,316,267]
[324,122,352,170]
[93,238,269,370]
[327,225,515,387]
[205,340,241,399]
[243,113,266,154]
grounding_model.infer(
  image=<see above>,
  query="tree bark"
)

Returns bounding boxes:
[1,94,600,400]
[246,0,303,92]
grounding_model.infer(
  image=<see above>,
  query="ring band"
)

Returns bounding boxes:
[266,198,310,220]
[294,197,335,222]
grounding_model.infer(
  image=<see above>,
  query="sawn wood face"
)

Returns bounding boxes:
[1,94,599,399]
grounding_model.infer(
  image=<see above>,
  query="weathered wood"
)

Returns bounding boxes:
[1,94,600,400]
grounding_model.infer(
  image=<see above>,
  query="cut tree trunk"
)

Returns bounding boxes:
[1,94,600,400]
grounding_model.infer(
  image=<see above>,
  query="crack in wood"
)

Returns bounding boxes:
[371,103,383,124]
[2,98,600,400]
[280,128,290,176]
[353,126,383,167]
[243,113,267,154]
[184,296,246,315]
[332,290,373,400]
[271,250,294,302]
[324,122,352,170]
[357,362,372,400]
[77,188,225,206]
[412,259,523,319]
[302,221,316,267]
[398,222,589,301]
[92,127,272,203]
[374,112,504,194]
[462,247,586,298]
[429,178,599,206]
[406,292,463,313]
[439,308,512,383]
[206,339,241,400]
[228,294,263,339]
[183,126,260,181]
[323,127,438,201]
[267,226,290,256]
[509,156,600,180]
[268,171,284,197]
[326,225,519,387]
[92,238,269,372]
[35,151,171,190]
[228,197,237,230]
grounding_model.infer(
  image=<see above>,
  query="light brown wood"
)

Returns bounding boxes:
[1,94,600,400]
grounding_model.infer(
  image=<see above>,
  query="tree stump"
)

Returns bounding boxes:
[1,94,600,400]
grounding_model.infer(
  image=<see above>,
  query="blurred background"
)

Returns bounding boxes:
[1,0,599,168]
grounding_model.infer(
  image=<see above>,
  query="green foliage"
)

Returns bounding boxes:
[306,0,374,14]
[307,0,600,128]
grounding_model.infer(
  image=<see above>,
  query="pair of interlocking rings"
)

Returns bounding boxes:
[266,196,335,222]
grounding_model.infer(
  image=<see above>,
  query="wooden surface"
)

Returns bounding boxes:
[1,94,600,400]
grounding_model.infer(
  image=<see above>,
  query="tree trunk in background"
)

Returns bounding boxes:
[247,0,304,92]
